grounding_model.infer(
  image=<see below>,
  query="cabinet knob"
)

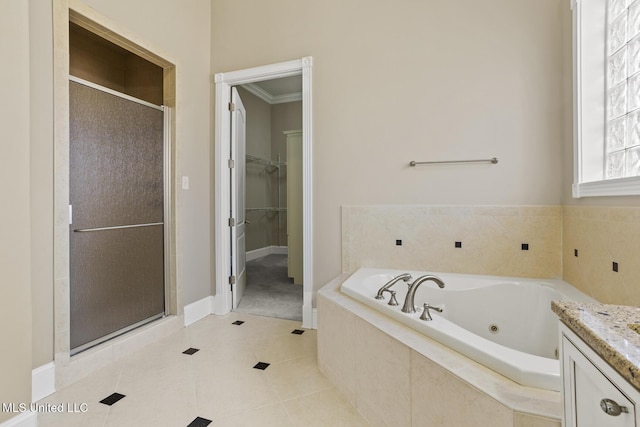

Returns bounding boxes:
[600,398,629,416]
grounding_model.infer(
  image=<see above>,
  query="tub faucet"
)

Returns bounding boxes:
[375,273,412,300]
[401,275,445,313]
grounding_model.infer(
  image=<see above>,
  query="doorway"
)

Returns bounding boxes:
[232,81,303,321]
[214,58,314,328]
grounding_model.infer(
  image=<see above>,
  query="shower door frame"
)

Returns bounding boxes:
[68,76,172,354]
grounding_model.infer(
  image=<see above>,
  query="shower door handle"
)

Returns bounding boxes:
[73,222,164,232]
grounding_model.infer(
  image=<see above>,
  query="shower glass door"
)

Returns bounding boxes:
[69,79,166,353]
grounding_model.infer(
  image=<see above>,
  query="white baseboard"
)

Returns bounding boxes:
[32,362,55,402]
[184,295,214,326]
[0,412,37,427]
[246,246,288,262]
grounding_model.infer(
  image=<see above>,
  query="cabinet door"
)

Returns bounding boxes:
[563,335,635,427]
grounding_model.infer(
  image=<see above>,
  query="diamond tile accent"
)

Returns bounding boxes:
[253,362,270,370]
[291,329,305,335]
[521,243,529,251]
[100,393,125,406]
[187,416,212,427]
[183,347,200,355]
[232,320,245,325]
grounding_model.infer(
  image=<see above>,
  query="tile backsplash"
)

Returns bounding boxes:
[342,205,562,279]
[563,206,640,306]
[342,204,640,306]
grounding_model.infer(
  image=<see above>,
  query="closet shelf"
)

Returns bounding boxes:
[246,154,286,168]
[246,207,287,213]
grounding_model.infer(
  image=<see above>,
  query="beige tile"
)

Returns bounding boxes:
[342,204,562,278]
[317,295,357,402]
[214,404,294,427]
[37,360,120,427]
[252,329,317,364]
[194,354,280,419]
[284,388,371,427]
[354,318,411,427]
[266,356,333,401]
[514,412,561,427]
[411,352,512,427]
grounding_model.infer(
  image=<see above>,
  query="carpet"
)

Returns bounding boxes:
[234,254,303,321]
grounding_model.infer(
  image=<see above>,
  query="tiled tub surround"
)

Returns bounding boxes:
[342,205,561,279]
[318,275,563,427]
[563,206,640,307]
[341,268,594,391]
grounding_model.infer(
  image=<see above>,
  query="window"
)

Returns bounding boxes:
[573,0,640,196]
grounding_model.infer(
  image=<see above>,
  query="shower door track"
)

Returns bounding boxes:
[70,313,165,356]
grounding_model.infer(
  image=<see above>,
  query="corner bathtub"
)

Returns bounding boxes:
[341,268,594,391]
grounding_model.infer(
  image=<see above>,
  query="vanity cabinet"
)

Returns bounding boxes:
[560,324,639,427]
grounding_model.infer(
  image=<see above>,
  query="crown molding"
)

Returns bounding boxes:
[240,82,302,105]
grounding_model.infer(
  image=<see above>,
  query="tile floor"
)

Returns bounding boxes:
[38,313,370,426]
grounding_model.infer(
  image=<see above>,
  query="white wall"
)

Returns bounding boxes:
[211,0,567,290]
[30,0,55,369]
[1,0,33,420]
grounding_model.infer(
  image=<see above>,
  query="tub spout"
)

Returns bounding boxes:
[401,275,445,313]
[374,273,412,300]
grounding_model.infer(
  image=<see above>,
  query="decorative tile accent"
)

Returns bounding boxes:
[521,243,529,251]
[455,241,462,248]
[232,320,245,325]
[396,239,402,246]
[99,392,125,406]
[187,416,212,427]
[574,249,579,257]
[613,261,619,272]
[253,362,270,370]
[291,329,305,335]
[183,347,200,355]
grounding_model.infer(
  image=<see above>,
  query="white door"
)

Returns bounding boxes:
[230,87,247,309]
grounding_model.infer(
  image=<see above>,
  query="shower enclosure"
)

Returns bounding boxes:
[69,79,167,353]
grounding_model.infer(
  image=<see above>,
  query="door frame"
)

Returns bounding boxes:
[213,57,314,328]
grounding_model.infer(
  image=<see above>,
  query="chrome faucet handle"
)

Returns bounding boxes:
[420,303,443,321]
[386,290,398,306]
[376,289,399,306]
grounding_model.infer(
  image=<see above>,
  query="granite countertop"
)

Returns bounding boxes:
[552,301,640,391]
